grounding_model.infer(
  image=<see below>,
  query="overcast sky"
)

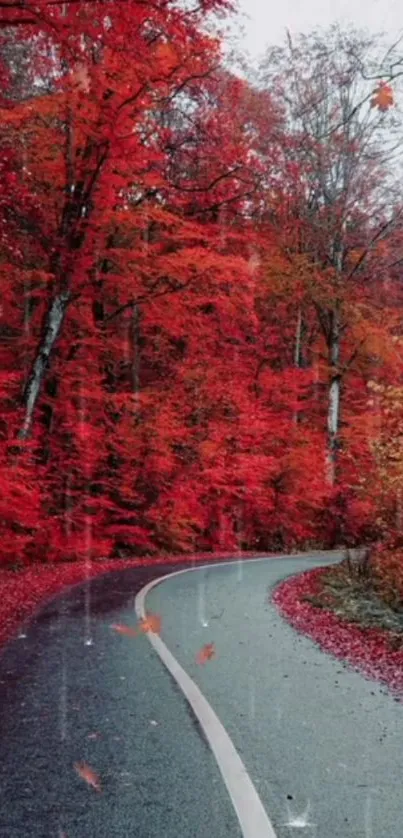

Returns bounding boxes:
[229,0,403,60]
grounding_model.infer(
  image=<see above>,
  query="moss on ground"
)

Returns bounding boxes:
[303,559,403,650]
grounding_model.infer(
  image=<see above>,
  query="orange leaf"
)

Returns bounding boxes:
[74,761,102,792]
[138,613,162,635]
[196,642,216,665]
[111,623,138,637]
[370,81,394,111]
[154,42,178,73]
[71,62,91,93]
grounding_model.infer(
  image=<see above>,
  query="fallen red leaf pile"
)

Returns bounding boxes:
[272,567,403,699]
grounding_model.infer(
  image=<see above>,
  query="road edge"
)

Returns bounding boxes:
[135,557,281,838]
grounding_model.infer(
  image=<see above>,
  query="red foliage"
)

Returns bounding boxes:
[0,5,402,571]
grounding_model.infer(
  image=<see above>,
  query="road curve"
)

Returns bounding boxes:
[135,560,279,838]
[141,552,403,838]
[0,551,402,837]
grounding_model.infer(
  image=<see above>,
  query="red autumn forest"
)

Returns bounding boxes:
[1,0,403,599]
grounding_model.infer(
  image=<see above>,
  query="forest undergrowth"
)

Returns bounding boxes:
[273,547,403,696]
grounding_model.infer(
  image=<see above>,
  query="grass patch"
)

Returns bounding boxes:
[303,550,403,650]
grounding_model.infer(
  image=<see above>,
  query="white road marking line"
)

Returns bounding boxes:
[135,556,283,838]
[135,553,340,837]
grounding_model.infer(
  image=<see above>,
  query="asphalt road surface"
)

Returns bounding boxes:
[1,552,403,837]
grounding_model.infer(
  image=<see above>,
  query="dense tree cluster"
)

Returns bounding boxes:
[1,1,403,567]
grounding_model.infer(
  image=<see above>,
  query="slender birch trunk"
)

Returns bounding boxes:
[18,289,72,440]
[326,307,341,485]
[293,307,303,425]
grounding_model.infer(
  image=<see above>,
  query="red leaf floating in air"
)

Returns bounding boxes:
[74,761,102,792]
[370,81,394,111]
[196,642,216,665]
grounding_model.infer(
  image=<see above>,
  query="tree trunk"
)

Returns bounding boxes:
[18,289,72,440]
[294,307,302,367]
[293,307,303,424]
[326,308,341,485]
[396,487,403,531]
[131,302,140,407]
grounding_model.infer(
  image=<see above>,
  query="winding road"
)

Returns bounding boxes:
[1,551,403,837]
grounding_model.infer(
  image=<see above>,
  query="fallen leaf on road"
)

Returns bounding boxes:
[74,761,102,792]
[196,642,216,665]
[110,623,138,637]
[138,613,162,635]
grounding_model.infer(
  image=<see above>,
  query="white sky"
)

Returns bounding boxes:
[230,0,403,59]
